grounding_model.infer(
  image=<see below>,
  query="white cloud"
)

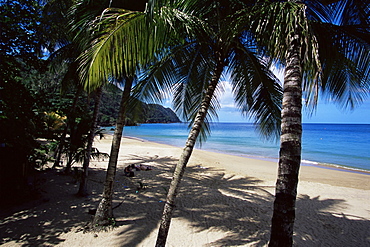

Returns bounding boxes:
[219,80,235,108]
[162,67,370,123]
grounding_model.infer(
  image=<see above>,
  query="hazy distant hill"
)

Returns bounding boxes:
[142,104,181,123]
[98,84,181,126]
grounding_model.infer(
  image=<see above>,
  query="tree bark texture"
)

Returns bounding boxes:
[155,53,225,247]
[78,86,103,196]
[92,78,133,226]
[269,25,303,246]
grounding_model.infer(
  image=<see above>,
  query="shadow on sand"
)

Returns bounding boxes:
[0,153,369,246]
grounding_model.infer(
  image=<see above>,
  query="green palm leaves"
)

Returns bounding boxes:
[228,49,282,140]
[310,0,370,108]
[239,0,369,109]
[241,2,321,99]
[138,1,283,142]
[75,0,208,92]
[77,9,149,91]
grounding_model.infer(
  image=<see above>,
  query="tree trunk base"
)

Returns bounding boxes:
[91,198,114,229]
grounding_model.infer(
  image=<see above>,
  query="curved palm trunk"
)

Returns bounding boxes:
[77,86,103,196]
[93,77,133,226]
[269,26,303,246]
[155,54,225,247]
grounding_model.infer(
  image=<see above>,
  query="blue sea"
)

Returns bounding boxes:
[107,123,370,173]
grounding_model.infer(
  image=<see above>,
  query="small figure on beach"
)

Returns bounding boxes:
[124,164,153,177]
[133,164,153,171]
[124,165,135,177]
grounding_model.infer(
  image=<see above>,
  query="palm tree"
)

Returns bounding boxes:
[41,0,81,169]
[91,77,133,225]
[235,0,370,245]
[145,1,283,245]
[75,0,226,228]
[77,86,103,196]
[41,0,112,171]
[43,111,67,139]
[51,87,81,169]
[74,0,169,226]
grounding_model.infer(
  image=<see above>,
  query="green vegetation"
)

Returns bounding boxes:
[1,0,46,203]
[0,0,179,205]
[142,104,181,124]
[99,84,180,126]
[1,0,368,246]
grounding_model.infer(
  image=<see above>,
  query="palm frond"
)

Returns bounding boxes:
[168,42,220,143]
[132,45,189,104]
[306,0,370,110]
[237,0,369,114]
[168,43,213,119]
[77,9,150,91]
[228,42,282,141]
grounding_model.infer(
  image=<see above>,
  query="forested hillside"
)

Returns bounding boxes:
[99,84,181,126]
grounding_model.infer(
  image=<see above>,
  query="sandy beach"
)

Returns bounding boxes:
[1,135,369,246]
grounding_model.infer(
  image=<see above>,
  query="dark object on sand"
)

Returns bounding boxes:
[131,164,153,171]
[123,164,153,177]
[124,165,135,177]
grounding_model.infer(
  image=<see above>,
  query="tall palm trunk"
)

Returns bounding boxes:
[92,77,133,226]
[155,53,225,247]
[269,23,303,246]
[77,86,103,196]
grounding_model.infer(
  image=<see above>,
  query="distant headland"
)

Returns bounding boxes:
[98,84,181,126]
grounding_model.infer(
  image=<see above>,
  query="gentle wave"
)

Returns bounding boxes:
[103,123,370,172]
[301,160,370,175]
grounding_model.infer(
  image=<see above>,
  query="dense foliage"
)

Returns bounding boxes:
[0,0,178,204]
[1,1,368,246]
[0,0,44,78]
[0,0,46,153]
[0,0,45,202]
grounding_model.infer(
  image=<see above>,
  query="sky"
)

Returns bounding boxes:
[216,81,370,123]
[164,80,370,124]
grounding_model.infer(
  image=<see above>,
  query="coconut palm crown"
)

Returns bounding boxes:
[234,0,369,245]
[134,1,284,245]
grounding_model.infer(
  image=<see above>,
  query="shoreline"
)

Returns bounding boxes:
[122,134,370,176]
[1,134,369,246]
[115,135,369,190]
[301,161,370,176]
[202,146,370,176]
[105,122,370,173]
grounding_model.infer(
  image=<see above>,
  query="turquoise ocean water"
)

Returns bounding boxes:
[106,123,370,173]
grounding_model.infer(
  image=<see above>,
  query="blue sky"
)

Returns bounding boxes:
[217,81,370,124]
[217,97,370,124]
[164,79,370,124]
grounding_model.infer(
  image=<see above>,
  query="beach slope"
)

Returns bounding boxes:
[1,135,369,246]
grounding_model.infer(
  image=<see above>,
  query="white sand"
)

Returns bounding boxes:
[1,135,369,246]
